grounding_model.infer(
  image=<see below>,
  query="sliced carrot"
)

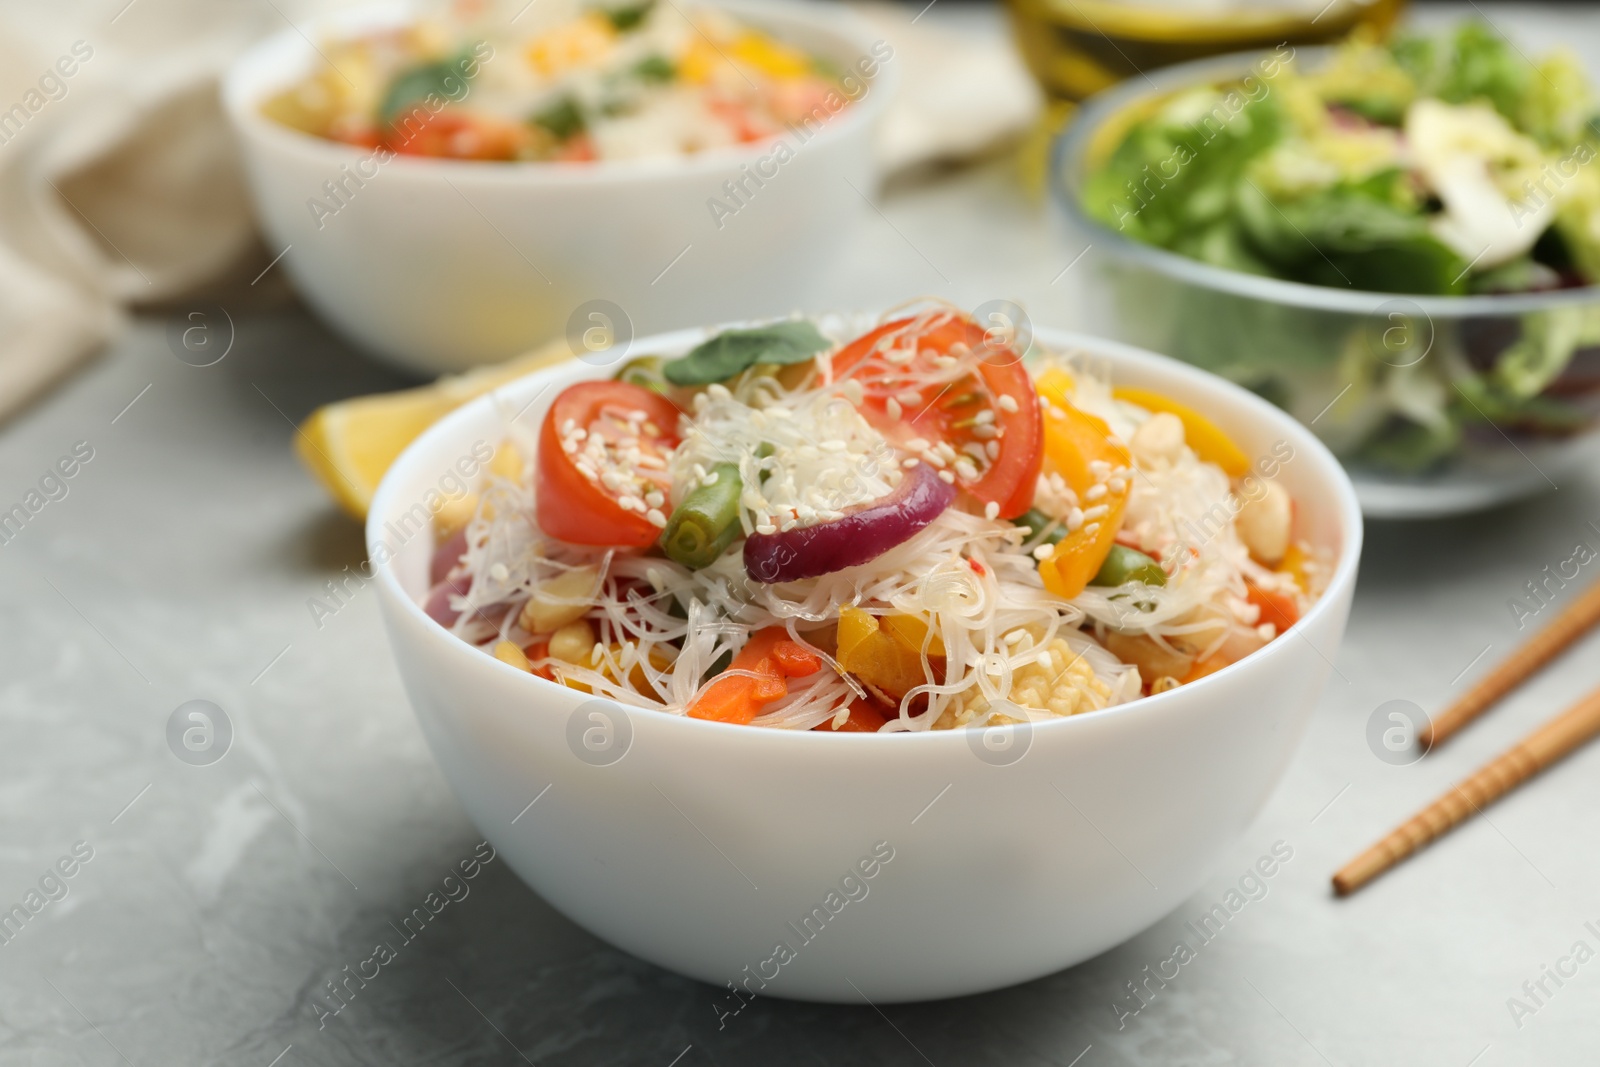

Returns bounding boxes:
[1247,581,1301,632]
[688,627,817,725]
[1181,654,1232,684]
[524,640,554,681]
[815,700,889,733]
[772,641,822,677]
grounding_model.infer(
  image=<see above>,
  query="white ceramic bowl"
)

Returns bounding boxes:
[223,2,893,374]
[368,325,1363,1003]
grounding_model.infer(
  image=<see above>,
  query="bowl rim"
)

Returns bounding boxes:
[1051,45,1600,318]
[367,320,1364,743]
[221,0,896,187]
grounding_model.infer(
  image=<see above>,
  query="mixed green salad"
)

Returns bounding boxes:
[1084,23,1600,294]
[1078,24,1600,472]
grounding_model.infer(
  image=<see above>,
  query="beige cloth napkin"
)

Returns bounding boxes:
[0,0,1037,423]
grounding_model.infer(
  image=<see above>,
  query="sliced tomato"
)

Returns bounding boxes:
[385,109,528,160]
[828,313,1043,519]
[536,381,682,548]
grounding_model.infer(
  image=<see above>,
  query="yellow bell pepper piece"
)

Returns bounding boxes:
[1112,386,1250,478]
[1038,495,1129,600]
[557,641,673,698]
[1034,376,1133,601]
[1278,542,1314,593]
[526,13,616,78]
[678,38,721,84]
[729,32,812,78]
[880,613,947,657]
[837,607,930,701]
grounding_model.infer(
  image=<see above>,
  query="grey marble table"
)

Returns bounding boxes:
[7,3,1600,1065]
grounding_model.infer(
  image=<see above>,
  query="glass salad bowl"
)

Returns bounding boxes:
[1052,48,1600,518]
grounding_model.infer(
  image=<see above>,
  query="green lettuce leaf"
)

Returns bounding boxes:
[1082,85,1285,249]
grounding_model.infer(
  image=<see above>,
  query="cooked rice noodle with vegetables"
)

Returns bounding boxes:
[423,304,1329,733]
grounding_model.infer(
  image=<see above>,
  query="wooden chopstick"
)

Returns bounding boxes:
[1419,578,1600,749]
[1333,682,1600,896]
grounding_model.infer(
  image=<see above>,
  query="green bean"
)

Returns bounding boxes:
[1015,508,1067,547]
[1091,544,1166,587]
[618,356,669,394]
[659,464,743,569]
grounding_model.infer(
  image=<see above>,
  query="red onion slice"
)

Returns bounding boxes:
[744,461,955,583]
[430,527,468,586]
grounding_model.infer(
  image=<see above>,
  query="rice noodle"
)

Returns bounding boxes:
[430,305,1321,731]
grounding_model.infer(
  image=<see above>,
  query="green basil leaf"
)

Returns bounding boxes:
[532,96,586,141]
[380,51,479,129]
[633,54,675,83]
[663,321,831,385]
[602,1,654,31]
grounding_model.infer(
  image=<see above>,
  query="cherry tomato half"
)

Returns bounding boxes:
[536,381,683,548]
[384,109,528,160]
[829,313,1043,519]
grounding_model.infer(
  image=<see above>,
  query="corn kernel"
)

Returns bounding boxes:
[549,619,596,664]
[493,640,531,672]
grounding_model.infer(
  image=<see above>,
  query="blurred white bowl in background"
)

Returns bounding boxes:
[223,1,893,374]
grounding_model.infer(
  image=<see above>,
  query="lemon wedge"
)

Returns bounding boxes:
[295,339,571,518]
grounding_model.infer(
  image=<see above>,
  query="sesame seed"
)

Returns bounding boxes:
[885,397,903,421]
[646,508,667,528]
[974,410,995,425]
[1085,485,1107,502]
[1048,407,1066,421]
[997,394,1019,413]
[903,458,920,468]
[984,501,1000,520]
[1084,522,1100,535]
[756,522,778,535]
[938,470,956,484]
[1083,504,1109,521]
[488,562,509,582]
[986,441,1001,459]
[646,491,665,508]
[1032,544,1053,561]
